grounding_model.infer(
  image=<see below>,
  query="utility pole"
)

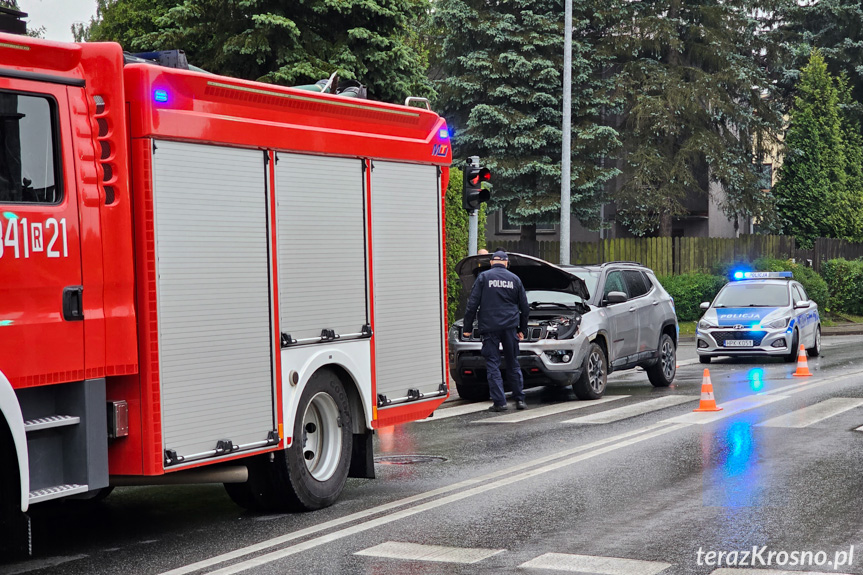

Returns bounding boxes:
[559,0,572,265]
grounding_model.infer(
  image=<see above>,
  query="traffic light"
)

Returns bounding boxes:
[462,164,491,211]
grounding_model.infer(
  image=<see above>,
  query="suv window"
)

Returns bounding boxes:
[603,270,627,300]
[624,270,650,298]
[0,92,60,204]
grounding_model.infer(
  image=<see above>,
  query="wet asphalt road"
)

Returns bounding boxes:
[4,336,863,575]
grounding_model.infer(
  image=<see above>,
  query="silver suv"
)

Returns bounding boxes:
[449,254,678,400]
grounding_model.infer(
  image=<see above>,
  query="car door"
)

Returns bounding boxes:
[0,84,84,387]
[624,270,657,357]
[602,270,639,367]
[792,283,815,345]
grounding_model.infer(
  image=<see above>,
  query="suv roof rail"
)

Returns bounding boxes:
[600,261,643,267]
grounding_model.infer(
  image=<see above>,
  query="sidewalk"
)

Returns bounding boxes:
[822,323,863,336]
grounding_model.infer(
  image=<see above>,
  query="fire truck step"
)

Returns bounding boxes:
[24,415,81,433]
[29,484,89,504]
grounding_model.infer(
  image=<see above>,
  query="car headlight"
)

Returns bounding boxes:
[761,317,789,330]
[698,319,716,330]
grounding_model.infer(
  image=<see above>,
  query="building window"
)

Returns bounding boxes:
[0,92,61,204]
[758,163,773,192]
[497,209,556,234]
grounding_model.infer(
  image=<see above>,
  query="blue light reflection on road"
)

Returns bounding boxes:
[703,418,764,508]
[749,368,765,392]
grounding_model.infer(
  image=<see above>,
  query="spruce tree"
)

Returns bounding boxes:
[431,0,619,240]
[80,0,430,104]
[774,50,848,247]
[782,0,863,120]
[597,0,786,236]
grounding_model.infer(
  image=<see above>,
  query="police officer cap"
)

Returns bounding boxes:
[491,250,508,261]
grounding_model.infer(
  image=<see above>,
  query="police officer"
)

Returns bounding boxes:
[463,250,529,411]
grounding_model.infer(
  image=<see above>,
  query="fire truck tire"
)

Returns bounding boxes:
[0,425,30,558]
[268,368,353,511]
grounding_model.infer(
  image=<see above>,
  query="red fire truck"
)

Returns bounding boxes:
[0,27,451,554]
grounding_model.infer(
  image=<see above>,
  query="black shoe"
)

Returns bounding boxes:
[516,400,527,410]
[488,404,508,412]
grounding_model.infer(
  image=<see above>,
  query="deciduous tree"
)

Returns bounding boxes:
[598,0,787,236]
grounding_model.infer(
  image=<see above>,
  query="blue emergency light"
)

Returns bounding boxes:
[732,271,792,280]
[439,128,450,139]
[154,89,169,103]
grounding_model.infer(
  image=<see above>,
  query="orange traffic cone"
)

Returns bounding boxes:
[793,344,813,377]
[693,369,723,412]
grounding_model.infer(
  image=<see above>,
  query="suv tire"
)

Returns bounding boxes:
[646,333,676,387]
[699,356,711,364]
[573,342,607,400]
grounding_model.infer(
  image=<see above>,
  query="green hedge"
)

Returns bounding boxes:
[821,258,863,315]
[445,166,486,325]
[657,273,727,322]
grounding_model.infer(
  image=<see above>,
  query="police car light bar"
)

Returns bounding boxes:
[732,271,793,280]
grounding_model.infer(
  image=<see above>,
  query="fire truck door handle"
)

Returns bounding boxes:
[62,286,84,321]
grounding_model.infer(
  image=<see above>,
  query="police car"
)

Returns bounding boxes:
[696,271,821,363]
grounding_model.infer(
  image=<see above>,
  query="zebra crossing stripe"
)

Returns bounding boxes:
[519,552,671,574]
[355,541,504,564]
[564,395,695,424]
[756,397,863,428]
[417,401,494,421]
[476,395,628,424]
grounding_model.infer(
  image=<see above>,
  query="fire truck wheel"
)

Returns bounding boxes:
[270,368,353,511]
[0,426,30,558]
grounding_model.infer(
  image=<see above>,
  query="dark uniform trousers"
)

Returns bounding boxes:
[481,328,525,406]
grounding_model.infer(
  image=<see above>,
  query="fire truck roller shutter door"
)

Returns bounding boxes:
[275,154,367,342]
[371,162,445,404]
[151,141,275,463]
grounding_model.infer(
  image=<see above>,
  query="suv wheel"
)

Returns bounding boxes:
[573,342,607,400]
[647,334,676,387]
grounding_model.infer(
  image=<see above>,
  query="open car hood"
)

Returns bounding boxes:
[455,252,590,301]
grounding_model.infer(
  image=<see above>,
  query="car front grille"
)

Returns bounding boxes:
[461,327,547,342]
[711,330,767,346]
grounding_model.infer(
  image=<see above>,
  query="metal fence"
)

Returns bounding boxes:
[493,235,863,275]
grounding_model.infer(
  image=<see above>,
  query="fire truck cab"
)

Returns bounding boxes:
[0,29,451,555]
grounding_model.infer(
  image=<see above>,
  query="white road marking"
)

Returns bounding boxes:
[0,555,88,575]
[856,425,863,432]
[195,423,688,575]
[757,397,863,428]
[418,401,493,421]
[710,569,852,575]
[564,395,695,424]
[476,395,628,424]
[664,394,790,425]
[519,552,671,574]
[355,541,504,564]
[159,421,676,575]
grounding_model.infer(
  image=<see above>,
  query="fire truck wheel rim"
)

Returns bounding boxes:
[302,392,342,482]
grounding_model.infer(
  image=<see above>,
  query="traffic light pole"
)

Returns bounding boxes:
[468,155,479,256]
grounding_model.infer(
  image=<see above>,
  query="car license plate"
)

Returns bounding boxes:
[724,340,753,347]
